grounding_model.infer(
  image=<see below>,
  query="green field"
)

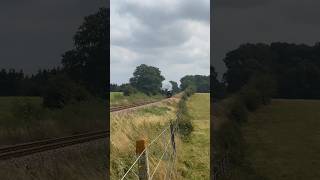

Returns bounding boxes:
[243,99,320,180]
[110,92,163,106]
[177,93,210,179]
[0,96,105,145]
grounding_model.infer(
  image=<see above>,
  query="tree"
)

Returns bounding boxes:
[110,83,120,92]
[169,81,179,94]
[223,43,274,93]
[62,8,108,97]
[129,64,165,95]
[180,75,209,93]
[211,66,226,99]
[223,42,320,99]
[42,74,91,109]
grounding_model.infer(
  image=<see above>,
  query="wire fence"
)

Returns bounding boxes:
[120,121,179,180]
[213,153,230,180]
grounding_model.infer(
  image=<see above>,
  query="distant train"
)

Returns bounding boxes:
[166,90,173,98]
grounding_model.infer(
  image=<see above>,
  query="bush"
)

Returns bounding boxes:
[227,96,248,124]
[122,84,138,96]
[177,92,193,138]
[185,86,196,97]
[240,87,262,111]
[42,74,91,109]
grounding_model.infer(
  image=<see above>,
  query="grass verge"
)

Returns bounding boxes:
[110,92,163,106]
[176,93,210,179]
[110,99,178,179]
[242,99,320,180]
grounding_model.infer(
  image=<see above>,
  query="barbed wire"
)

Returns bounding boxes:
[149,138,171,179]
[120,125,172,180]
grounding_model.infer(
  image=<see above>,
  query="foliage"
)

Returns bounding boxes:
[227,97,248,123]
[169,80,180,94]
[110,83,121,92]
[223,42,320,99]
[211,66,226,100]
[42,74,91,109]
[121,84,138,96]
[0,8,108,99]
[180,75,210,93]
[62,8,108,97]
[129,64,165,95]
[0,68,61,96]
[177,90,195,138]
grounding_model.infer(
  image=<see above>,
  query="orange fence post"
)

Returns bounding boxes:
[136,139,150,180]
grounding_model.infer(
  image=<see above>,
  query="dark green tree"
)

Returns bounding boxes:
[211,66,226,99]
[180,75,209,93]
[62,8,108,97]
[129,64,165,95]
[169,81,179,94]
[223,43,274,93]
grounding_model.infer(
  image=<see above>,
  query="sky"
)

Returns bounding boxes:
[0,0,106,74]
[213,0,320,77]
[111,0,210,85]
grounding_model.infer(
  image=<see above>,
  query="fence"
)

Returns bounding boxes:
[120,121,178,180]
[213,153,230,180]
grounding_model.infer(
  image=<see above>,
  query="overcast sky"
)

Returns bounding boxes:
[111,0,210,85]
[0,0,105,74]
[213,0,320,76]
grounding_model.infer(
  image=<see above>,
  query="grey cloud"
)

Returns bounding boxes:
[213,0,320,76]
[0,0,105,74]
[111,0,210,84]
[113,0,208,49]
[215,0,271,9]
[278,1,320,25]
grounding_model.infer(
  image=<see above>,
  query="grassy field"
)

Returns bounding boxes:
[242,99,320,180]
[110,92,163,106]
[0,96,106,145]
[0,96,107,179]
[0,140,107,180]
[110,98,179,179]
[110,93,210,179]
[176,93,210,179]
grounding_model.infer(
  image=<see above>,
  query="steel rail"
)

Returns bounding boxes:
[110,100,163,112]
[0,130,109,161]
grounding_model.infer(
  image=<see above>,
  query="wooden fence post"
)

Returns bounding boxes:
[136,139,150,180]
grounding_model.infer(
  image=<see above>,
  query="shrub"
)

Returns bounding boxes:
[42,74,91,109]
[227,97,248,124]
[240,87,262,111]
[122,84,138,96]
[177,92,193,138]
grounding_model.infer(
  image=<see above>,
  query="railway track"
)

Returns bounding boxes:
[0,98,171,160]
[0,130,109,161]
[110,100,162,112]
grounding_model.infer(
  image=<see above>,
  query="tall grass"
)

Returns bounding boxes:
[110,92,163,106]
[110,99,179,179]
[0,139,107,180]
[176,88,195,138]
[0,97,106,145]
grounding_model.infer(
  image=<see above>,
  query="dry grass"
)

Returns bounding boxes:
[110,99,180,179]
[0,140,107,180]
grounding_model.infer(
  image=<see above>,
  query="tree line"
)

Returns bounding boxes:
[212,42,320,178]
[110,64,210,96]
[0,8,108,109]
[213,42,320,100]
